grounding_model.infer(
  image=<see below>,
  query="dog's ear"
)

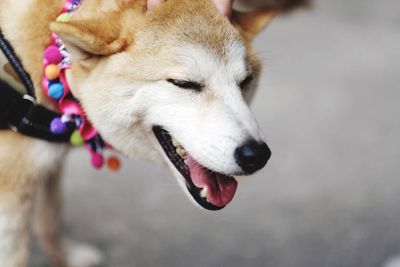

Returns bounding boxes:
[50,18,128,66]
[231,8,275,41]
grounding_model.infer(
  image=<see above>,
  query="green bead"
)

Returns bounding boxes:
[70,130,84,146]
[56,13,71,22]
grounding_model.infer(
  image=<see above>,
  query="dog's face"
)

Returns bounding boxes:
[52,0,273,210]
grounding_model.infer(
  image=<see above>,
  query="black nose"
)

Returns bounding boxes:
[234,140,271,174]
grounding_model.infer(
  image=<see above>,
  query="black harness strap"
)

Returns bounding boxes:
[0,80,72,142]
[0,30,72,143]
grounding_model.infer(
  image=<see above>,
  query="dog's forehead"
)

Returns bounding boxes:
[174,41,248,79]
[146,0,243,58]
[124,0,257,80]
[137,17,250,80]
[172,18,241,60]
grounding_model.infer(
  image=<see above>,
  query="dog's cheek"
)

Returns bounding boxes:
[65,68,88,99]
[79,84,160,161]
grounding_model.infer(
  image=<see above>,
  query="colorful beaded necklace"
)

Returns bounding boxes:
[42,0,120,171]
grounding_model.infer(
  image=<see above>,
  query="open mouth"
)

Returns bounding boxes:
[153,126,238,210]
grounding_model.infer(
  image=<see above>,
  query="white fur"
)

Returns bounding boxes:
[29,141,68,172]
[0,197,30,267]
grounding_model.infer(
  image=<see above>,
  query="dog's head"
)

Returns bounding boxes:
[51,0,273,210]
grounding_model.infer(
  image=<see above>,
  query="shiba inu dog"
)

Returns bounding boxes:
[0,0,307,266]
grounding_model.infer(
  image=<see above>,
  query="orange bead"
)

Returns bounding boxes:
[45,64,60,80]
[107,156,121,171]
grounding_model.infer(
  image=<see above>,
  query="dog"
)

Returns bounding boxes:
[0,0,307,266]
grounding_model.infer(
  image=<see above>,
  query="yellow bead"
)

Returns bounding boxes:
[45,64,60,80]
[70,130,83,146]
[56,13,71,22]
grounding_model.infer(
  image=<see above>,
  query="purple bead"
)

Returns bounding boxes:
[44,46,62,64]
[50,118,67,134]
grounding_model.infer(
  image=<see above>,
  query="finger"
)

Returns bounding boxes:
[147,0,165,11]
[212,0,233,18]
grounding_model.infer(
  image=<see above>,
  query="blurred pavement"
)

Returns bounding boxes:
[30,0,400,266]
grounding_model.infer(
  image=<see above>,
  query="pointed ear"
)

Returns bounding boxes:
[50,18,128,65]
[232,8,275,41]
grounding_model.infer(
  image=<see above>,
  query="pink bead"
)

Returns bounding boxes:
[51,33,58,44]
[44,46,62,64]
[64,2,73,10]
[42,78,49,91]
[91,153,104,169]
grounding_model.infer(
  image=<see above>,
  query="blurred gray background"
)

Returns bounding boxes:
[31,0,400,266]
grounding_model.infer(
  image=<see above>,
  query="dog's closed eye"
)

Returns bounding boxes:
[167,79,203,92]
[239,75,253,89]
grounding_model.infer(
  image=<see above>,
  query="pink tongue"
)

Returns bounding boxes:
[186,156,238,207]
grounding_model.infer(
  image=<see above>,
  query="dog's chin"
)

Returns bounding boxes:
[152,126,238,211]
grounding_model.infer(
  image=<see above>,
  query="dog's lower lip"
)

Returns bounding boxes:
[152,126,237,210]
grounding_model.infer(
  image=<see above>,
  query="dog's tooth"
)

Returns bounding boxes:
[200,188,208,198]
[176,147,187,158]
[181,148,187,157]
[172,137,179,147]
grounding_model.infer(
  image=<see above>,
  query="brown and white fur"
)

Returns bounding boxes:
[0,0,306,266]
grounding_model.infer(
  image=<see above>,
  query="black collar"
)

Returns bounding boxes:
[0,31,72,143]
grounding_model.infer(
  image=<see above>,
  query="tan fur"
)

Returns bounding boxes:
[0,0,300,266]
[0,53,26,93]
[3,63,22,84]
